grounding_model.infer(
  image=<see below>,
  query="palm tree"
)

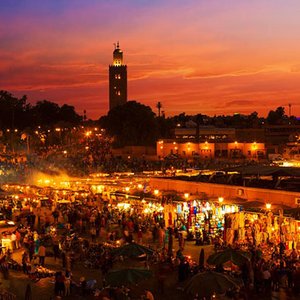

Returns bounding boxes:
[156,101,162,117]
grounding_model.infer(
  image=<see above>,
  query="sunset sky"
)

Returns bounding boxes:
[1,0,300,119]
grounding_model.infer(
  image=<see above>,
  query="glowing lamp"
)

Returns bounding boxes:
[154,189,159,196]
[218,197,224,203]
[266,203,271,210]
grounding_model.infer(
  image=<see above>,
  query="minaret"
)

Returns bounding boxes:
[109,42,127,110]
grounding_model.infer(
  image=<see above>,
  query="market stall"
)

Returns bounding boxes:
[175,200,240,240]
[224,210,299,250]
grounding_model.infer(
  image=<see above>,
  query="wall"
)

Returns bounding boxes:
[157,141,265,160]
[112,146,156,159]
[149,177,300,208]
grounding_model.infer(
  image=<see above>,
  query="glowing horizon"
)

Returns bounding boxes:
[1,0,300,119]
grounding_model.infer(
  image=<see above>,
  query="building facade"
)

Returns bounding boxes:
[174,126,236,142]
[109,42,127,110]
[157,140,266,160]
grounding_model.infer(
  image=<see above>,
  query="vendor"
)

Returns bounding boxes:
[1,232,13,252]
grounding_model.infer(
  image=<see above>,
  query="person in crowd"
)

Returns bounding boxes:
[90,226,97,243]
[10,231,16,250]
[178,232,184,250]
[80,276,87,296]
[53,236,60,261]
[29,239,35,262]
[137,227,143,244]
[262,266,271,292]
[15,230,21,249]
[64,271,71,296]
[38,244,46,266]
[52,210,59,223]
[22,251,29,274]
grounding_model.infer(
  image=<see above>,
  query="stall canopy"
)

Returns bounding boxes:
[113,242,154,258]
[207,248,251,266]
[223,165,300,177]
[105,268,152,286]
[184,271,241,298]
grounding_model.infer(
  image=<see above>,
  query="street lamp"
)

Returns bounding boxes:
[154,189,159,196]
[218,197,224,203]
[184,193,189,199]
[266,203,271,210]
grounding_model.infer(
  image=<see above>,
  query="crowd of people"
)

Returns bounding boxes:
[0,189,298,299]
[0,159,299,300]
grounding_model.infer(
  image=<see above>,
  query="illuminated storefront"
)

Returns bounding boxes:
[175,200,240,238]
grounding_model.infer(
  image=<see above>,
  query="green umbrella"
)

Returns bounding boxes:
[207,248,250,266]
[105,268,152,286]
[113,242,154,257]
[185,271,240,298]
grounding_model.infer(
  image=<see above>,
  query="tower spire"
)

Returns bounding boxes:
[109,42,127,110]
[112,41,123,66]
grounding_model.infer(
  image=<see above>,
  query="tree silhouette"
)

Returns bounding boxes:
[99,101,158,147]
[267,106,287,125]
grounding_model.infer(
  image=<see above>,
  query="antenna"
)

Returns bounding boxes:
[288,103,292,117]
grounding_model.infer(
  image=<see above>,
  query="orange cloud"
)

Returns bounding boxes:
[1,0,300,118]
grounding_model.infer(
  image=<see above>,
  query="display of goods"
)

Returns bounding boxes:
[7,258,22,271]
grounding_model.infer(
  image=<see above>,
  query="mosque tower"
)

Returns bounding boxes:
[109,42,127,110]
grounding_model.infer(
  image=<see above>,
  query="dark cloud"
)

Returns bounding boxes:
[226,100,255,107]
